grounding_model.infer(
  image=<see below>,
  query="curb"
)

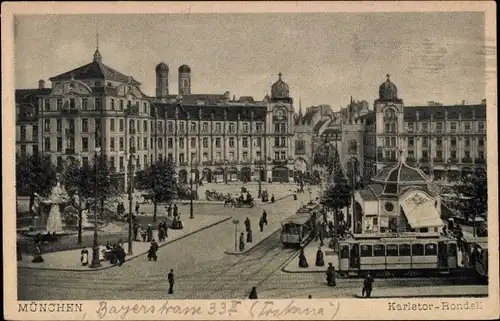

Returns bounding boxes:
[18,216,232,272]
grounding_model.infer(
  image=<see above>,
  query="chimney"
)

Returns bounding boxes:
[38,79,45,89]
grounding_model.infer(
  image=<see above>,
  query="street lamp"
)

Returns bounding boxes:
[347,157,357,231]
[224,160,229,184]
[257,154,262,197]
[127,152,135,255]
[90,147,102,268]
[189,157,197,219]
[232,219,239,251]
[446,159,452,182]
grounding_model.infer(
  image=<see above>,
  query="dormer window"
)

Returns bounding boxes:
[127,86,132,92]
[107,82,112,87]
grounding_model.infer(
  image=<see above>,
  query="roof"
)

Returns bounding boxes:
[153,102,267,121]
[371,160,431,196]
[282,215,310,225]
[49,61,141,85]
[401,195,443,229]
[358,189,378,201]
[403,104,486,121]
[165,94,228,105]
[16,88,52,103]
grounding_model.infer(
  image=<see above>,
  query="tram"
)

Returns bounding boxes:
[337,232,459,277]
[462,236,488,281]
[280,203,322,248]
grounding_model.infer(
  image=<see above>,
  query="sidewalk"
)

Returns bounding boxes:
[282,239,338,273]
[17,214,231,271]
[356,285,488,298]
[225,187,319,255]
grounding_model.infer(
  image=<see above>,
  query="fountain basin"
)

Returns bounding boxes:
[20,230,77,238]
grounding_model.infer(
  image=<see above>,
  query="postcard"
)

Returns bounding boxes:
[2,1,498,320]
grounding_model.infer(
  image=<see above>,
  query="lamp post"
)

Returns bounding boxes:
[446,159,452,182]
[348,157,357,231]
[127,152,135,255]
[232,219,239,251]
[90,147,102,268]
[224,160,229,184]
[190,157,195,219]
[257,154,262,197]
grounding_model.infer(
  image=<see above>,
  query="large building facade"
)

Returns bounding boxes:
[15,49,300,189]
[296,75,487,183]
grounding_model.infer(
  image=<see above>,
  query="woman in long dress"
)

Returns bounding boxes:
[81,248,88,266]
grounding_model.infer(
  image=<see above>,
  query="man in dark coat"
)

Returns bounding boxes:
[146,225,153,242]
[248,286,258,299]
[247,229,253,243]
[362,272,374,297]
[326,263,336,286]
[148,240,158,261]
[244,217,251,232]
[316,247,325,267]
[270,194,275,203]
[167,204,172,217]
[135,201,140,215]
[133,223,139,241]
[117,246,126,266]
[262,210,268,225]
[259,216,265,232]
[167,269,174,294]
[173,204,178,217]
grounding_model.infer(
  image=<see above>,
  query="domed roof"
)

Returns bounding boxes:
[271,72,290,100]
[178,64,191,73]
[156,62,169,72]
[372,156,429,195]
[378,74,398,100]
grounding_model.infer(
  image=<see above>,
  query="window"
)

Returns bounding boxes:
[179,138,184,149]
[158,121,163,134]
[412,244,424,256]
[478,122,485,132]
[436,138,442,147]
[137,120,141,133]
[143,102,147,114]
[242,137,248,148]
[274,151,279,160]
[348,140,357,154]
[20,126,26,141]
[424,243,437,256]
[119,119,124,132]
[179,153,185,163]
[448,243,457,257]
[119,137,124,151]
[229,123,235,133]
[190,137,196,148]
[422,137,428,147]
[421,123,428,132]
[158,138,163,149]
[373,245,385,256]
[229,152,234,160]
[95,119,101,132]
[478,138,484,147]
[203,137,208,148]
[144,155,148,167]
[143,120,148,132]
[82,137,89,151]
[44,137,50,151]
[274,137,280,148]
[407,122,414,132]
[465,138,470,147]
[435,122,443,132]
[408,150,415,159]
[110,137,115,151]
[256,138,262,147]
[32,145,38,155]
[280,137,286,147]
[229,137,235,148]
[95,98,102,110]
[119,100,124,111]
[360,245,373,257]
[399,244,411,256]
[450,138,457,147]
[203,153,208,161]
[167,138,173,149]
[32,126,38,139]
[386,244,398,256]
[464,150,471,158]
[340,245,350,258]
[450,150,457,158]
[243,152,248,160]
[436,150,443,159]
[56,99,62,111]
[256,123,262,133]
[215,152,221,161]
[44,99,50,111]
[190,122,196,132]
[215,122,221,132]
[202,122,208,132]
[119,156,124,170]
[215,138,221,148]
[56,137,62,152]
[274,123,280,133]
[56,157,63,170]
[242,123,248,132]
[56,119,62,133]
[384,202,394,212]
[82,119,88,132]
[450,122,457,132]
[110,99,115,111]
[137,137,141,150]
[464,122,471,132]
[179,122,185,132]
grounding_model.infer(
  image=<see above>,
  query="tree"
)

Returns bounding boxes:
[16,152,57,215]
[60,154,118,244]
[454,172,488,225]
[136,159,178,222]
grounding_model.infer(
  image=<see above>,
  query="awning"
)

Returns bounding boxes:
[400,194,443,229]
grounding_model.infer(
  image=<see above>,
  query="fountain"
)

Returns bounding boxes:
[46,204,63,233]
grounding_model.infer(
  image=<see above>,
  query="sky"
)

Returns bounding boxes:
[14,12,489,109]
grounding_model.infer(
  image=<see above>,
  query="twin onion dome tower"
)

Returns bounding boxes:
[155,62,192,98]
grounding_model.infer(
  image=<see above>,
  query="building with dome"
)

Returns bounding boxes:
[352,153,444,235]
[296,74,487,186]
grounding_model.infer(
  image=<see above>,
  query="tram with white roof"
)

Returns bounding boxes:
[337,232,458,277]
[280,203,322,247]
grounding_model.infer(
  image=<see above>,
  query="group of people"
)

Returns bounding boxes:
[239,211,269,252]
[104,241,127,266]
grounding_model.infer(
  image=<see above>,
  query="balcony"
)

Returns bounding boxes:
[65,148,75,155]
[475,158,485,164]
[202,160,212,166]
[419,157,429,163]
[461,157,473,164]
[62,108,79,115]
[272,159,288,165]
[228,160,238,165]
[240,159,252,165]
[433,157,444,163]
[214,160,225,165]
[254,160,265,165]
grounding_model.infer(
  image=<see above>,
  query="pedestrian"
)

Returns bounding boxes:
[147,224,153,242]
[247,228,253,243]
[133,223,139,241]
[167,204,172,217]
[148,239,158,261]
[315,247,325,267]
[308,295,312,299]
[326,263,336,287]
[244,217,251,232]
[80,248,89,266]
[173,204,178,217]
[239,232,245,252]
[32,243,44,263]
[158,223,165,242]
[362,272,374,298]
[271,194,275,203]
[118,246,126,266]
[259,216,265,232]
[164,221,169,238]
[135,201,140,215]
[262,210,268,225]
[168,269,174,294]
[248,286,258,299]
[298,248,309,268]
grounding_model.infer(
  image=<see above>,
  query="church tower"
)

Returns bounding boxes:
[155,62,169,98]
[178,64,191,95]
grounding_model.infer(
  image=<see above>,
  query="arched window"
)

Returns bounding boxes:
[384,108,397,133]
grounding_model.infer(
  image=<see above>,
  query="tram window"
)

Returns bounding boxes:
[448,243,457,256]
[360,245,373,257]
[373,244,385,256]
[412,244,424,255]
[340,245,350,258]
[386,244,398,256]
[399,244,411,256]
[425,243,437,256]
